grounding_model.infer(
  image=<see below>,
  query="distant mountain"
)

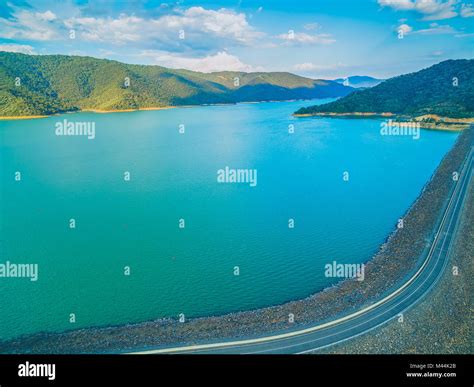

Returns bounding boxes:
[296,60,474,119]
[0,52,353,117]
[334,75,383,88]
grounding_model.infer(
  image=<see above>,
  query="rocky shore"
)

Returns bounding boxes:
[1,127,472,354]
[293,112,473,131]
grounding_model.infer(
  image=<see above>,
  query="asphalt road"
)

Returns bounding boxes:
[133,148,473,354]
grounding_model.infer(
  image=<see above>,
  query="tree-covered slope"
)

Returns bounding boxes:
[0,52,353,116]
[296,60,474,118]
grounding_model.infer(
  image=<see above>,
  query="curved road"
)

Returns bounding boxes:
[133,148,473,354]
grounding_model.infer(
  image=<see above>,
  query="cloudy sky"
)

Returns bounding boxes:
[0,0,473,79]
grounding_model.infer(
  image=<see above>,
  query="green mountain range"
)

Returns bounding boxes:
[296,59,474,119]
[0,52,353,117]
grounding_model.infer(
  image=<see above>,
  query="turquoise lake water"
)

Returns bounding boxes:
[0,100,459,340]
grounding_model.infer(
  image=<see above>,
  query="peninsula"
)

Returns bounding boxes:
[294,59,474,130]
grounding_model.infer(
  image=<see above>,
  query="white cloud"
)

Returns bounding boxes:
[0,8,60,40]
[396,22,457,35]
[379,0,415,10]
[139,50,261,72]
[292,62,346,74]
[379,0,458,20]
[36,10,57,22]
[0,6,262,49]
[65,14,144,43]
[397,23,413,34]
[277,31,335,45]
[460,3,474,17]
[304,22,321,31]
[417,0,458,20]
[415,22,457,34]
[152,6,262,44]
[0,43,36,54]
[293,63,319,71]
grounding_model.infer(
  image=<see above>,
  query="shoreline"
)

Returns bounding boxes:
[293,112,473,131]
[81,106,176,114]
[1,126,471,354]
[0,98,333,121]
[0,106,175,120]
[294,112,394,117]
[0,114,48,120]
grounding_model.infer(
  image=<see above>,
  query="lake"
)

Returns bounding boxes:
[0,99,459,340]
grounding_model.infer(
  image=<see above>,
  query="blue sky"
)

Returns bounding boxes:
[0,0,473,79]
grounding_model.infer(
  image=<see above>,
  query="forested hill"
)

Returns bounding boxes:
[295,60,474,119]
[0,52,353,117]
